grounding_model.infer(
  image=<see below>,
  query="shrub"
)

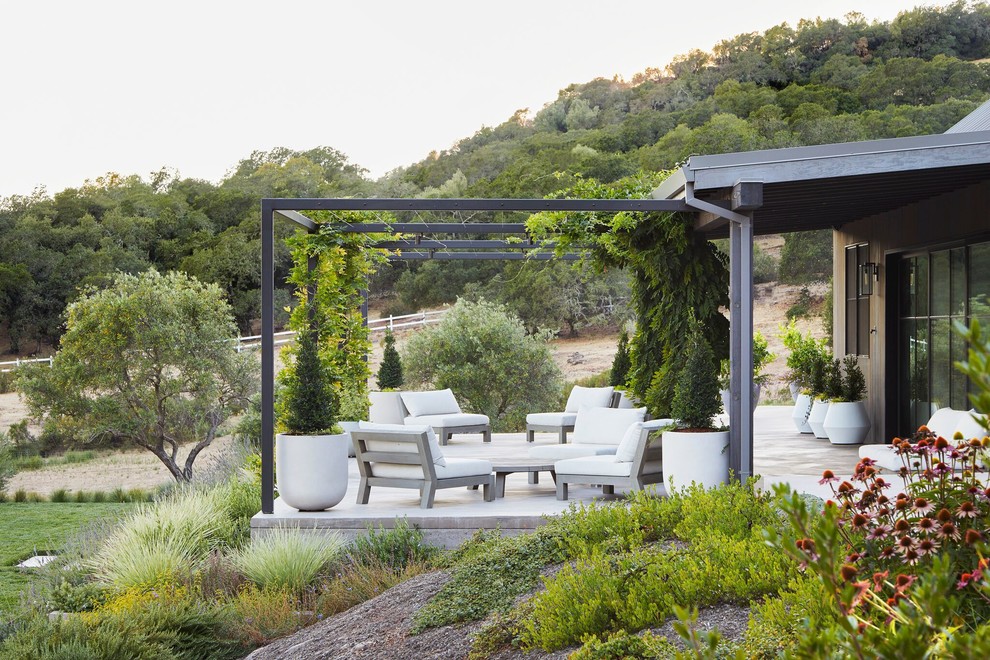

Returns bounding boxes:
[50,489,69,503]
[839,355,867,402]
[317,559,431,616]
[402,298,563,431]
[609,329,632,387]
[779,229,831,283]
[0,432,15,495]
[670,322,721,430]
[231,528,345,593]
[230,584,318,645]
[0,370,15,394]
[349,519,438,571]
[752,241,779,284]
[13,489,27,503]
[87,487,231,587]
[376,329,404,389]
[786,286,814,320]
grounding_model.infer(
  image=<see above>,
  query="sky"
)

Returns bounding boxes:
[1,0,930,198]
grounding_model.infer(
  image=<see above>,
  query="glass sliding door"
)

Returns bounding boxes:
[897,241,989,435]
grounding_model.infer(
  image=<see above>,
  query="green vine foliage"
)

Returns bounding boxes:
[277,211,391,434]
[527,172,729,417]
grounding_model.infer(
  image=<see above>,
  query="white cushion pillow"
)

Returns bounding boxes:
[613,422,645,463]
[401,389,461,417]
[572,405,647,446]
[926,407,965,438]
[564,385,615,412]
[356,421,446,467]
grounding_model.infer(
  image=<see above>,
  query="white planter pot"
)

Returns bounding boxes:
[339,421,360,457]
[808,399,831,439]
[661,429,730,491]
[823,401,870,445]
[788,381,801,402]
[276,433,349,511]
[792,393,814,434]
[720,383,762,418]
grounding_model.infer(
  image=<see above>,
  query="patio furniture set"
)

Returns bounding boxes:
[352,386,672,508]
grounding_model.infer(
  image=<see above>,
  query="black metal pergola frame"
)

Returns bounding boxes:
[260,196,756,514]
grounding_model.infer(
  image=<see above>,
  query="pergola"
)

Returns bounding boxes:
[259,192,761,513]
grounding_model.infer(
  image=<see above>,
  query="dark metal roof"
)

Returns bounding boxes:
[655,130,990,236]
[946,97,990,133]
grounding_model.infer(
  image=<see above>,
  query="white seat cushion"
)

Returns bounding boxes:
[926,407,966,438]
[556,456,633,477]
[370,457,492,480]
[954,411,988,440]
[614,422,644,463]
[528,444,616,460]
[526,412,578,427]
[406,413,489,428]
[400,389,461,417]
[572,406,647,446]
[565,385,615,412]
[357,422,446,467]
[858,445,901,472]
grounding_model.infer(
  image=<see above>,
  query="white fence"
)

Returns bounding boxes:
[234,310,446,352]
[0,356,53,373]
[0,311,447,365]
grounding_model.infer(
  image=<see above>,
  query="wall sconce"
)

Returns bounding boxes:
[858,262,879,296]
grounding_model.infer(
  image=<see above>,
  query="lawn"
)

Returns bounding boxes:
[0,502,130,611]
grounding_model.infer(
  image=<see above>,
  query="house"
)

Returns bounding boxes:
[654,99,990,444]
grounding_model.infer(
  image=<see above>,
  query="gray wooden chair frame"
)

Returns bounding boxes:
[555,424,664,500]
[351,429,494,509]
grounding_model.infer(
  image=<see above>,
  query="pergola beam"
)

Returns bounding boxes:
[392,251,581,261]
[374,239,565,249]
[264,197,692,212]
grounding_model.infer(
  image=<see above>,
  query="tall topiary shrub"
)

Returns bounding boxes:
[671,322,722,430]
[609,329,632,387]
[377,329,404,390]
[281,326,337,434]
[840,355,867,402]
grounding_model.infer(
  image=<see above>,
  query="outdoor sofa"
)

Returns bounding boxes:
[554,418,670,500]
[351,422,494,508]
[525,385,615,444]
[368,389,491,445]
[527,405,654,462]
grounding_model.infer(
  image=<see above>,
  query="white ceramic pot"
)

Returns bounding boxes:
[721,383,762,418]
[792,393,814,434]
[275,433,349,511]
[808,399,831,439]
[788,381,801,402]
[661,429,730,490]
[823,401,870,445]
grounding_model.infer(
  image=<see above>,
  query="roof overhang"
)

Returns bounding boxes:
[654,130,990,236]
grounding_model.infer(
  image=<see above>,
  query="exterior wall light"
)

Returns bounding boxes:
[858,262,879,296]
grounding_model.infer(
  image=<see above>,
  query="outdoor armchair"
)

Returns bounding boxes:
[368,389,491,445]
[526,385,615,444]
[554,418,672,500]
[351,422,494,509]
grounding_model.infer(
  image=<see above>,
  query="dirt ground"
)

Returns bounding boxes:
[2,271,826,496]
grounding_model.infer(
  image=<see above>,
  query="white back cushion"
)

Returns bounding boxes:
[954,410,989,440]
[368,391,407,424]
[614,422,645,463]
[572,406,647,446]
[564,386,615,413]
[927,407,966,438]
[356,421,446,467]
[401,389,461,417]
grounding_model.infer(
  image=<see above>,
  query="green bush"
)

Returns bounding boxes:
[785,286,814,320]
[50,489,68,503]
[0,370,16,394]
[376,329,404,389]
[231,528,345,593]
[779,230,831,283]
[402,298,563,432]
[350,519,437,571]
[570,629,674,659]
[0,432,15,495]
[670,322,721,430]
[752,242,779,284]
[609,330,632,387]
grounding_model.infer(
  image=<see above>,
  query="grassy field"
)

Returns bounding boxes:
[0,502,130,612]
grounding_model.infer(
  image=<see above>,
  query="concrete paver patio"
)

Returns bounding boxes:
[251,405,866,546]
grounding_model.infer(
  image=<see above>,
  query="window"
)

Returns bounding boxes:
[845,244,870,356]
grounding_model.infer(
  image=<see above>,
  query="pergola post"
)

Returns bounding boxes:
[261,201,275,514]
[728,212,754,481]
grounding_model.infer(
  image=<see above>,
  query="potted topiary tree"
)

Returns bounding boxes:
[823,355,870,444]
[662,323,729,490]
[807,353,839,439]
[719,330,774,418]
[276,324,348,511]
[377,328,404,390]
